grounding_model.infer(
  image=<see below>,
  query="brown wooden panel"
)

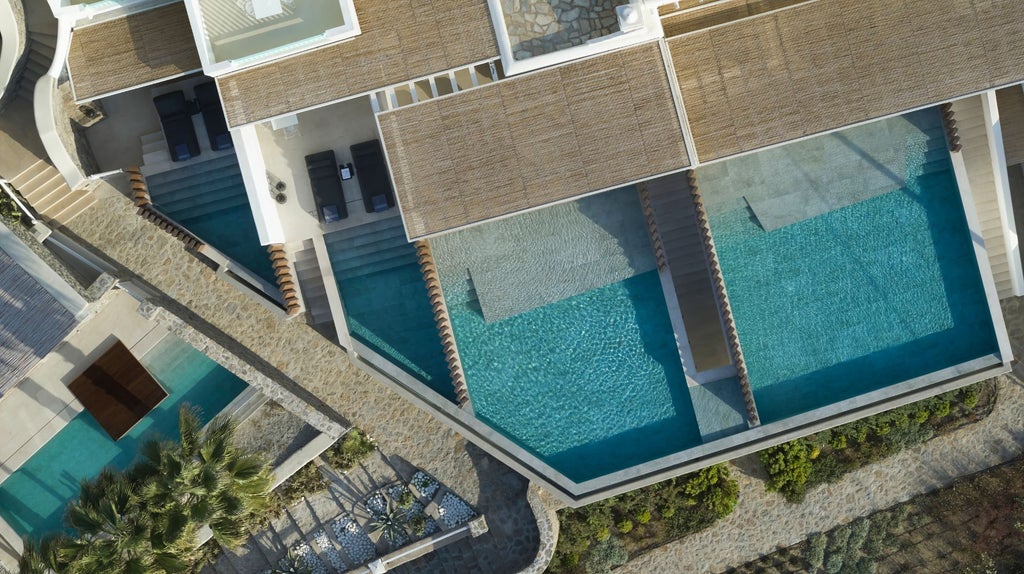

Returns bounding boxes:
[69,341,167,440]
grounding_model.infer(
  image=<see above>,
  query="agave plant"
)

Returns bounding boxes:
[368,499,409,546]
[270,549,313,574]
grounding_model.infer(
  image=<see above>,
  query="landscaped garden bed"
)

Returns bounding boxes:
[759,381,996,503]
[548,464,739,573]
[726,453,1024,573]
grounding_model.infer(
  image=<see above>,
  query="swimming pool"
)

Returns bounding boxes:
[706,109,999,422]
[147,155,277,286]
[432,189,701,482]
[0,336,249,538]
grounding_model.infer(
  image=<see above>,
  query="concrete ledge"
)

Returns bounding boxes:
[33,17,85,190]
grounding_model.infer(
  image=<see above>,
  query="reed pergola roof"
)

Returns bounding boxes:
[216,0,497,126]
[67,2,201,102]
[667,0,1024,162]
[379,42,689,239]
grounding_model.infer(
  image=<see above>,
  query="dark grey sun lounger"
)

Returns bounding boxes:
[350,139,396,213]
[305,150,347,222]
[153,91,200,162]
[193,81,232,151]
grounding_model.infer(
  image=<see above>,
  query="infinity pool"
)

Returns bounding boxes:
[706,109,999,422]
[432,189,701,482]
[0,336,248,538]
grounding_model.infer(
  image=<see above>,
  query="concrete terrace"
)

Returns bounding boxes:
[55,179,542,571]
[67,2,201,101]
[215,0,498,126]
[380,42,688,239]
[667,0,1024,162]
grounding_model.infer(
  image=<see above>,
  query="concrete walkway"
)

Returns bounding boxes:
[621,299,1024,573]
[57,180,541,573]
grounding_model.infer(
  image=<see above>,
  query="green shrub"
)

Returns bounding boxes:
[410,514,427,536]
[806,533,827,571]
[830,434,847,450]
[595,527,611,542]
[849,558,878,574]
[0,194,20,222]
[960,386,981,409]
[828,524,851,552]
[848,517,870,553]
[823,553,844,574]
[397,490,415,509]
[760,441,813,502]
[660,504,676,519]
[616,519,634,534]
[583,538,628,574]
[323,429,376,471]
[932,398,951,418]
[561,552,580,569]
[636,508,652,524]
[275,462,329,507]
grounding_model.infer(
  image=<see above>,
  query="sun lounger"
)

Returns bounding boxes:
[350,139,396,213]
[153,91,200,162]
[305,150,348,222]
[193,81,233,151]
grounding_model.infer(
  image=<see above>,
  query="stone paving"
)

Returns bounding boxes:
[502,0,628,59]
[620,299,1024,574]
[57,180,542,574]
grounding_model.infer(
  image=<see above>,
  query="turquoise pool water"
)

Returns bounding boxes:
[325,222,454,402]
[441,268,700,482]
[708,110,999,422]
[147,155,277,286]
[0,336,248,538]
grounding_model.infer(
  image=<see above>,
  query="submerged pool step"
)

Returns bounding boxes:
[331,247,419,279]
[150,173,246,213]
[144,155,240,188]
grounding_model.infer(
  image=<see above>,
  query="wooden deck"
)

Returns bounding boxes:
[68,341,167,440]
[379,42,689,239]
[667,0,1024,162]
[642,173,731,372]
[216,0,497,126]
[67,3,201,102]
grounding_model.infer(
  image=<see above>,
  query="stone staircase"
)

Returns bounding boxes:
[324,216,418,281]
[951,95,1017,299]
[13,32,55,102]
[293,240,333,326]
[7,158,95,225]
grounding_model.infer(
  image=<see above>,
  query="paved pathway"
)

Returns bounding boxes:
[621,300,1024,573]
[58,180,541,573]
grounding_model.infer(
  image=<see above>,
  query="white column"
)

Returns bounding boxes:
[982,89,1024,296]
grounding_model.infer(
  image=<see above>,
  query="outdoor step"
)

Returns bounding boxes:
[27,48,53,68]
[23,172,66,203]
[325,231,410,264]
[141,140,168,155]
[333,250,419,280]
[330,242,416,274]
[144,154,239,188]
[9,159,50,189]
[149,172,245,211]
[33,182,72,212]
[46,189,96,223]
[140,131,165,146]
[324,223,407,251]
[28,32,58,50]
[166,194,250,224]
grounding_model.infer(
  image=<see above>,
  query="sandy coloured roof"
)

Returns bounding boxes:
[67,2,201,102]
[379,42,690,239]
[667,0,1024,162]
[216,0,497,127]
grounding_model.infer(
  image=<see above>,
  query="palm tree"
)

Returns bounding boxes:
[135,407,273,549]
[18,534,68,574]
[59,472,180,574]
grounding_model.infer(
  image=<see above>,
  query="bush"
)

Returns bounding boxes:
[848,517,870,553]
[275,462,328,507]
[583,538,628,574]
[806,533,827,571]
[323,429,376,471]
[0,193,20,222]
[636,508,652,524]
[410,514,427,536]
[960,386,980,409]
[616,519,634,534]
[823,553,844,574]
[760,441,813,502]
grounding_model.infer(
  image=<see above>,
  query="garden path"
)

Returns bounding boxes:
[620,298,1024,574]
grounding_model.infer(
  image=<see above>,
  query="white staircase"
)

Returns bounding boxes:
[7,159,95,225]
[292,240,333,326]
[952,96,1016,299]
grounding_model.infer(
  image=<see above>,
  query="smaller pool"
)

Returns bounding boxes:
[0,336,248,538]
[147,155,277,286]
